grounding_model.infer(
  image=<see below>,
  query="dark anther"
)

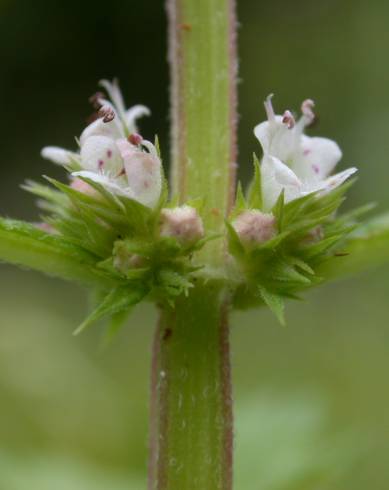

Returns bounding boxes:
[98,106,115,123]
[88,92,105,110]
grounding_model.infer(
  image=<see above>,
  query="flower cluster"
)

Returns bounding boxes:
[22,80,210,333]
[41,80,162,208]
[255,95,357,211]
[227,96,361,322]
[1,83,364,331]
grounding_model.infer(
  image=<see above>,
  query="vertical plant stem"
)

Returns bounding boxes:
[148,0,237,488]
[149,285,233,490]
[168,0,238,263]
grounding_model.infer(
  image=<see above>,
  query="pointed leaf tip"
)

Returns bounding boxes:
[73,285,147,335]
[258,286,286,326]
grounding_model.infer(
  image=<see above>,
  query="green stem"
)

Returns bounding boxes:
[148,1,238,487]
[168,0,238,263]
[149,285,233,490]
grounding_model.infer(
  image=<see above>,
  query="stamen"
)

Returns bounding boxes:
[88,92,105,110]
[264,94,275,121]
[98,159,104,170]
[98,105,115,123]
[282,110,295,129]
[128,133,143,146]
[301,99,315,123]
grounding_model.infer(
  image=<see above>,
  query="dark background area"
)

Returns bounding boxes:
[1,1,389,489]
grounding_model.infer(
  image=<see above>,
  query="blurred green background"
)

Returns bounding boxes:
[1,1,389,488]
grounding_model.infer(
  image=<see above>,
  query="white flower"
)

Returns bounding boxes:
[41,79,162,208]
[254,95,357,211]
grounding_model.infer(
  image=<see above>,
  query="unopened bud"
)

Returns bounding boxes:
[232,210,276,246]
[160,206,204,244]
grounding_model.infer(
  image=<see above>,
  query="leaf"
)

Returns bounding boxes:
[247,153,263,209]
[234,182,247,213]
[289,257,315,275]
[271,259,312,285]
[0,218,115,286]
[154,134,161,158]
[22,180,68,207]
[272,189,285,231]
[302,235,345,260]
[225,220,245,258]
[101,309,132,346]
[252,230,291,253]
[317,211,389,280]
[74,284,148,335]
[258,286,286,326]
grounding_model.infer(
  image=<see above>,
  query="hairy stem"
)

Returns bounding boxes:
[148,1,238,488]
[168,0,238,263]
[149,285,233,490]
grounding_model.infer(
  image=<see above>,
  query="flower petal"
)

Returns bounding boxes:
[72,170,135,199]
[121,149,162,208]
[79,117,123,146]
[99,79,127,120]
[292,135,343,183]
[125,105,151,133]
[80,136,123,175]
[310,167,358,194]
[41,146,76,165]
[261,155,303,210]
[254,116,298,163]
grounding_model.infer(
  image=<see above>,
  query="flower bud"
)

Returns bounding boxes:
[232,210,276,246]
[160,206,204,244]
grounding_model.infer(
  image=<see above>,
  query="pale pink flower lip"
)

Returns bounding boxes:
[41,80,162,208]
[254,96,357,211]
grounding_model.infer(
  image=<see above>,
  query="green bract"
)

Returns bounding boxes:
[1,81,388,335]
[227,155,373,322]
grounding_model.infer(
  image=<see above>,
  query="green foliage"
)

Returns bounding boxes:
[227,181,376,322]
[247,154,263,210]
[3,176,216,334]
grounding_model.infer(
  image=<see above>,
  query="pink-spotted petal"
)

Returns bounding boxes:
[122,150,162,208]
[80,136,123,175]
[293,135,342,183]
